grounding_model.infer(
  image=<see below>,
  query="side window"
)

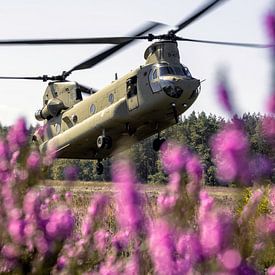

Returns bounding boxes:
[108,93,114,104]
[90,104,96,114]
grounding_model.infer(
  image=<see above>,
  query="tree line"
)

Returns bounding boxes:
[0,112,273,185]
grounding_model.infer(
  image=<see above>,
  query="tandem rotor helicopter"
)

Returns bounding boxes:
[0,0,271,174]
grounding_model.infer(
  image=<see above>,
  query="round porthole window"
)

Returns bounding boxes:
[90,104,96,114]
[108,93,114,104]
[71,114,78,124]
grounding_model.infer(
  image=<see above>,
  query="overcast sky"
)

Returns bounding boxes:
[0,0,273,125]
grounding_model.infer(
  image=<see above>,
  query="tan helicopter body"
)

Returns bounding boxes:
[34,41,200,162]
[0,0,268,174]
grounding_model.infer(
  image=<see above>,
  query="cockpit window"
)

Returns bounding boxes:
[173,66,192,77]
[152,69,158,79]
[159,66,173,76]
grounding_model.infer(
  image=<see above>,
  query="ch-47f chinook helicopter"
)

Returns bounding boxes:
[0,0,271,174]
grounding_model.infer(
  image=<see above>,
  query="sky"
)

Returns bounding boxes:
[0,0,273,126]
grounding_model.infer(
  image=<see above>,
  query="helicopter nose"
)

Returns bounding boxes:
[176,78,200,99]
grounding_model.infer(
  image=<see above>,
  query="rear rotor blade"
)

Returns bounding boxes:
[176,37,273,48]
[65,21,161,76]
[173,0,228,34]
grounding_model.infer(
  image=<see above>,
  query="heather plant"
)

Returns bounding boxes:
[1,116,275,274]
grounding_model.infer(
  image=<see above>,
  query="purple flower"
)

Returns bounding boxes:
[148,219,177,275]
[217,81,233,113]
[124,252,140,275]
[45,207,74,240]
[211,125,250,183]
[64,165,79,181]
[266,93,275,113]
[268,265,275,275]
[112,160,144,235]
[7,118,28,152]
[1,244,19,260]
[249,155,272,181]
[94,229,110,254]
[111,230,130,252]
[56,255,68,271]
[167,172,181,193]
[176,232,202,265]
[157,193,178,213]
[266,11,275,42]
[161,142,190,173]
[0,139,9,159]
[8,219,25,244]
[186,155,203,183]
[43,144,56,166]
[261,116,275,141]
[65,191,73,204]
[269,186,275,214]
[238,189,264,224]
[26,151,41,170]
[81,195,108,238]
[219,249,242,270]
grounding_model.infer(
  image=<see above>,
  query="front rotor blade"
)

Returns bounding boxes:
[0,76,45,80]
[173,0,228,34]
[176,37,273,48]
[65,21,161,75]
[0,36,148,46]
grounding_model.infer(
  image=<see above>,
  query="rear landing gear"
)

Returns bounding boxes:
[153,137,166,151]
[96,161,104,175]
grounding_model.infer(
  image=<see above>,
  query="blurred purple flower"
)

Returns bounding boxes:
[65,191,73,204]
[148,219,177,275]
[0,139,9,159]
[268,265,275,275]
[43,144,56,166]
[7,118,28,152]
[167,172,181,193]
[81,194,108,238]
[56,255,68,271]
[124,252,140,275]
[239,189,264,224]
[261,116,275,141]
[211,125,250,183]
[157,193,178,213]
[8,219,25,244]
[176,232,202,265]
[26,151,41,170]
[111,230,130,252]
[94,229,110,254]
[249,155,272,181]
[266,93,275,113]
[1,244,19,260]
[161,143,190,173]
[219,249,242,271]
[64,165,79,181]
[270,186,275,214]
[45,207,74,240]
[266,11,275,42]
[112,160,144,235]
[217,81,233,113]
[186,155,203,183]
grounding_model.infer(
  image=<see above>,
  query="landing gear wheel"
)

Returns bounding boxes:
[153,138,166,151]
[97,135,112,149]
[96,162,104,175]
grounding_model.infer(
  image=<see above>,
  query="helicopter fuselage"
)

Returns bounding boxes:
[34,41,200,159]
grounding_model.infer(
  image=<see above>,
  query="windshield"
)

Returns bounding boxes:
[158,65,192,77]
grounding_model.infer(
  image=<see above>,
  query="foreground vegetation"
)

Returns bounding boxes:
[0,116,275,274]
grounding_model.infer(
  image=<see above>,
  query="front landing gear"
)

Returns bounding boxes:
[96,161,104,175]
[97,135,112,149]
[153,137,166,151]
